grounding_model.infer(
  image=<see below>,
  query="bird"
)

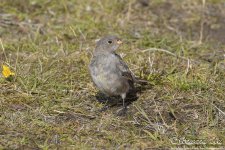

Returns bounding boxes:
[89,35,145,112]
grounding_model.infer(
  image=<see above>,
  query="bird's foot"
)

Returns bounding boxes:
[116,106,127,116]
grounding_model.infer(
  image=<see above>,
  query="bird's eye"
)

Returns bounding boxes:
[108,40,112,44]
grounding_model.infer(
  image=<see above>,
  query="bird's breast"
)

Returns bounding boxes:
[89,54,129,96]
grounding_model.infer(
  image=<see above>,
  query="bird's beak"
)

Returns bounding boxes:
[117,40,123,45]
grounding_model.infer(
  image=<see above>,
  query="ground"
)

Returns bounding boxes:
[0,0,225,149]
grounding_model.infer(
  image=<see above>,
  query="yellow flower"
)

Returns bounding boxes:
[2,65,15,78]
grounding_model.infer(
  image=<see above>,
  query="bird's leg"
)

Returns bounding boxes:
[121,93,127,109]
[116,93,127,116]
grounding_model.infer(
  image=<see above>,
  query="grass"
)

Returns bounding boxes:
[0,0,225,149]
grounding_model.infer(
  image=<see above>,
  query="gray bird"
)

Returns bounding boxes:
[89,35,139,110]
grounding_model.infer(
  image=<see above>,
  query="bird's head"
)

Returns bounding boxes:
[94,35,122,55]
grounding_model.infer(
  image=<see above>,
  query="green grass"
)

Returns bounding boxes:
[0,0,225,149]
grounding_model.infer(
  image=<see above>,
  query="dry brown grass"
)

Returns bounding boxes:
[0,0,225,149]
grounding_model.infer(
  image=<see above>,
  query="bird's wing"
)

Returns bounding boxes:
[114,53,149,85]
[114,53,135,82]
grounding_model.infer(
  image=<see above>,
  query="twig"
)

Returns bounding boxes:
[213,104,225,117]
[199,0,206,44]
[185,58,191,75]
[0,38,8,63]
[141,48,199,64]
[126,0,133,21]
